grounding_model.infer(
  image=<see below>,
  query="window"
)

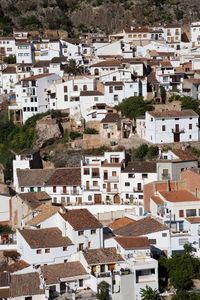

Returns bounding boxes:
[63,247,67,251]
[94,97,98,101]
[103,184,106,188]
[142,174,148,178]
[45,249,50,253]
[21,187,24,192]
[74,85,78,91]
[114,184,117,189]
[114,95,118,101]
[25,297,32,300]
[126,194,129,199]
[79,279,83,287]
[112,171,116,177]
[186,209,196,217]
[139,195,143,199]
[162,125,166,131]
[151,118,153,122]
[148,239,156,245]
[37,187,41,192]
[63,186,66,194]
[64,95,68,101]
[53,197,57,203]
[109,86,113,93]
[83,85,87,91]
[91,229,96,234]
[113,76,116,81]
[115,86,123,90]
[93,181,98,186]
[36,249,42,254]
[189,124,192,130]
[64,86,68,93]
[31,107,34,112]
[175,118,179,120]
[125,182,130,186]
[162,233,167,237]
[79,243,84,251]
[189,135,192,139]
[128,173,134,178]
[78,231,84,236]
[84,168,90,175]
[53,186,56,193]
[179,210,184,217]
[103,124,108,129]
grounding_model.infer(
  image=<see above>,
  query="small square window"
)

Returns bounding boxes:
[78,231,84,236]
[63,247,67,251]
[91,229,96,234]
[36,249,42,254]
[45,249,50,253]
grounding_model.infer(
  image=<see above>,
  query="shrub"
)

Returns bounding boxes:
[147,146,159,158]
[84,128,98,134]
[132,144,148,159]
[69,131,82,140]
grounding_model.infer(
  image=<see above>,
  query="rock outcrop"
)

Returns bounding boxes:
[35,115,62,148]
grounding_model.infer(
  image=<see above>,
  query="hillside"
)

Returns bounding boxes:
[0,0,200,36]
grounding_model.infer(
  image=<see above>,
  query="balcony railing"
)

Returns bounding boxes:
[84,185,100,191]
[136,274,156,283]
[107,188,118,193]
[104,176,119,182]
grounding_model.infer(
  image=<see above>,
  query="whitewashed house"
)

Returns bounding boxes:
[17,227,75,266]
[145,110,199,144]
[15,41,33,64]
[190,22,200,46]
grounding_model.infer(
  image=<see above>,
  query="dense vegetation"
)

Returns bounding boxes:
[0,0,199,36]
[169,95,200,115]
[115,96,153,120]
[132,144,159,160]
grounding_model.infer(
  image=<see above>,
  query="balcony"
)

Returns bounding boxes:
[136,274,156,283]
[104,176,119,182]
[62,189,80,195]
[84,185,100,191]
[107,188,118,193]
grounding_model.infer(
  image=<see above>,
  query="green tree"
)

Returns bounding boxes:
[3,55,16,64]
[140,285,161,300]
[97,281,110,300]
[167,253,200,291]
[169,95,200,115]
[160,86,166,103]
[184,243,194,254]
[115,96,153,120]
[84,128,98,134]
[147,145,159,159]
[172,291,200,300]
[132,144,149,160]
[63,59,84,76]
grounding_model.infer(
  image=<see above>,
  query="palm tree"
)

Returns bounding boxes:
[63,59,84,76]
[140,285,161,300]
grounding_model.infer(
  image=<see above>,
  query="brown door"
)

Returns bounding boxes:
[107,183,111,192]
[63,186,66,194]
[174,133,180,142]
[94,194,102,204]
[114,194,120,204]
[86,181,90,190]
[175,124,179,132]
[137,183,142,191]
[104,171,108,180]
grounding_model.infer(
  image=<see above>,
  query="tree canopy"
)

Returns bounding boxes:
[140,285,161,300]
[115,96,153,120]
[169,95,200,115]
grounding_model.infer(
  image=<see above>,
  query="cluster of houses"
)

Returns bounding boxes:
[2,23,200,299]
[1,146,200,298]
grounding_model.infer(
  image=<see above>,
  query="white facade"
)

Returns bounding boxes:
[191,22,200,46]
[145,111,199,144]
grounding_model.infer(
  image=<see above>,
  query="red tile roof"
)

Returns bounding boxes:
[114,236,150,249]
[185,217,200,224]
[160,61,172,67]
[159,190,200,202]
[151,196,164,205]
[90,60,121,67]
[148,109,198,118]
[108,217,135,230]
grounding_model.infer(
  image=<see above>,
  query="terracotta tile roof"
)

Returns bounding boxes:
[45,167,81,186]
[27,205,60,226]
[17,169,54,187]
[17,191,51,209]
[151,196,164,205]
[64,38,81,44]
[61,209,102,230]
[22,73,54,81]
[159,190,200,202]
[17,168,81,187]
[149,50,159,57]
[18,227,73,248]
[90,60,121,67]
[83,247,124,265]
[160,61,173,67]
[122,161,157,173]
[7,260,30,273]
[101,113,120,123]
[33,60,50,67]
[114,236,150,249]
[185,217,200,224]
[108,217,135,230]
[0,273,10,287]
[157,52,175,57]
[80,90,104,96]
[41,261,88,285]
[114,217,168,236]
[171,149,197,161]
[2,66,16,74]
[10,272,44,297]
[0,288,9,298]
[51,57,67,63]
[148,109,198,118]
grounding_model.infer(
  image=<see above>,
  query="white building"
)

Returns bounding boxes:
[15,40,33,64]
[17,227,76,266]
[145,110,199,144]
[163,25,181,50]
[190,22,200,46]
[10,73,61,123]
